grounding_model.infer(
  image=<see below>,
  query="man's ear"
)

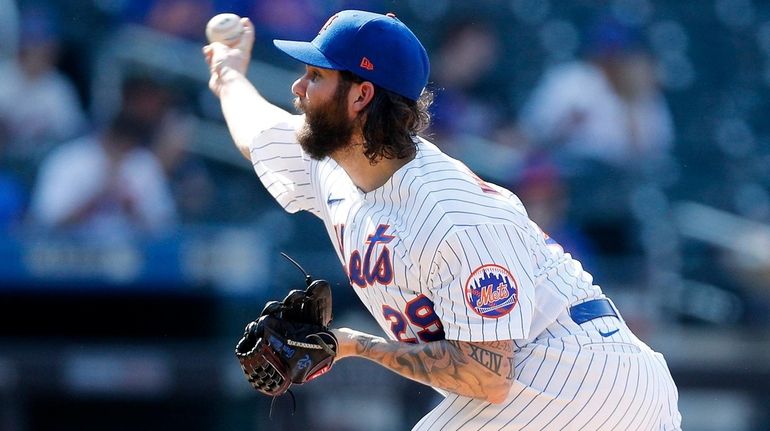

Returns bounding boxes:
[350,81,375,115]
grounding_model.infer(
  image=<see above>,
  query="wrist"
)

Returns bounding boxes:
[331,328,383,359]
[331,328,355,359]
[217,66,245,85]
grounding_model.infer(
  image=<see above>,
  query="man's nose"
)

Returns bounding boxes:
[292,76,306,98]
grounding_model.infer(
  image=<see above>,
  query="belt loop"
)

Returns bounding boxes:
[605,297,624,324]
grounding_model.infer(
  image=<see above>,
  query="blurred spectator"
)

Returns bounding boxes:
[119,75,191,173]
[29,111,177,237]
[0,0,19,59]
[0,5,86,158]
[247,0,389,42]
[516,157,596,267]
[0,171,25,230]
[251,0,329,41]
[429,19,523,184]
[120,0,213,41]
[519,17,674,170]
[431,19,502,140]
[119,75,215,222]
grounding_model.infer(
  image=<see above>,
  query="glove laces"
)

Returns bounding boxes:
[308,333,337,356]
[268,388,296,420]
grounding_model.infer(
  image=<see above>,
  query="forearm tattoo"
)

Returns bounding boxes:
[352,335,514,400]
[468,343,504,376]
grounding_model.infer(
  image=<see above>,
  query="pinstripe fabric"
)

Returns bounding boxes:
[412,314,681,430]
[248,118,681,430]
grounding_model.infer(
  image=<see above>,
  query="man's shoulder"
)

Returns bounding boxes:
[405,140,513,201]
[403,139,467,181]
[251,114,304,145]
[397,144,524,230]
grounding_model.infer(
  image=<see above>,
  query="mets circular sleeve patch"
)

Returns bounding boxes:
[464,264,519,319]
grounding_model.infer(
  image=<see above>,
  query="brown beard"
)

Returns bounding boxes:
[294,79,355,160]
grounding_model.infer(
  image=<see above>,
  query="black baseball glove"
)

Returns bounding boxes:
[235,262,337,397]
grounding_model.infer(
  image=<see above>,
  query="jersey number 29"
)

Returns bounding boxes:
[382,295,445,343]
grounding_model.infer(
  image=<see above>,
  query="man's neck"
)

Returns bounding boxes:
[332,143,414,193]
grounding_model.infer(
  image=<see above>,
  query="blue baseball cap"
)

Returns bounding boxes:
[273,10,430,101]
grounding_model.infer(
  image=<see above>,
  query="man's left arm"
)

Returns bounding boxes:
[333,328,514,404]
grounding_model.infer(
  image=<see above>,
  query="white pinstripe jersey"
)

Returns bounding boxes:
[249,116,681,430]
[250,115,602,347]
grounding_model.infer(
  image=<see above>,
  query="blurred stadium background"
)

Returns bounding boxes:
[1,0,769,430]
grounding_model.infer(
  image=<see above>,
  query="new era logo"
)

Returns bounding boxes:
[360,57,374,71]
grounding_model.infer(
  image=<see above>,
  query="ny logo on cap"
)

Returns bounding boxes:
[360,57,374,71]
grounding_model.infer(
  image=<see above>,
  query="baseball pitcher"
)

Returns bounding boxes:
[204,10,682,430]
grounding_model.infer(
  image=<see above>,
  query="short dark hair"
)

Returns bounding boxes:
[339,70,433,164]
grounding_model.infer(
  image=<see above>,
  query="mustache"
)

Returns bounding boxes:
[293,97,307,114]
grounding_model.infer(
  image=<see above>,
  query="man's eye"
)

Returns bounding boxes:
[310,70,320,81]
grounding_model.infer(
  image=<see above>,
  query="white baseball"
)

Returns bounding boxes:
[205,13,243,46]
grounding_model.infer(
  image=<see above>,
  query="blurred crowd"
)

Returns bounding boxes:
[4,1,770,430]
[1,0,770,327]
[0,0,672,239]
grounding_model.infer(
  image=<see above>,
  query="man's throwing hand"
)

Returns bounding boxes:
[202,17,255,97]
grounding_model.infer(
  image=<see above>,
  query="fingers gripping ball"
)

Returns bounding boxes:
[235,278,337,397]
[205,13,244,46]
